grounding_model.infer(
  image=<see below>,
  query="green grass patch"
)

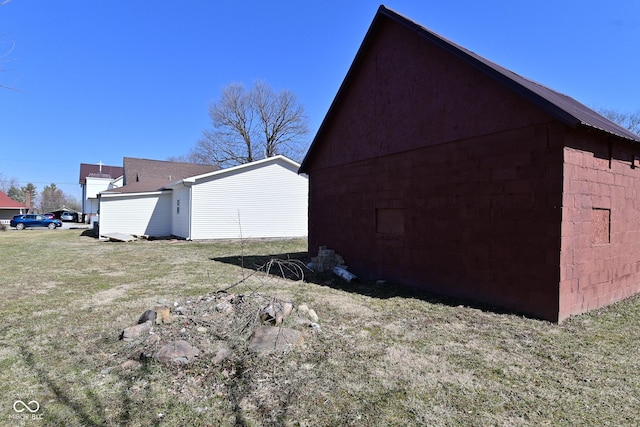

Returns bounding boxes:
[0,229,639,425]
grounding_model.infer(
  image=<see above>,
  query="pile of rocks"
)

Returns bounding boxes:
[117,292,322,368]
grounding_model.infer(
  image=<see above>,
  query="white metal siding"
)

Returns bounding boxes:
[86,177,113,199]
[190,160,308,239]
[99,192,173,237]
[171,186,191,238]
[84,177,113,215]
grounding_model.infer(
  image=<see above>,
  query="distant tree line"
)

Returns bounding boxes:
[0,176,80,213]
[598,108,640,136]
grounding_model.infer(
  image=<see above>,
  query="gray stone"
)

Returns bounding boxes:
[259,304,278,325]
[247,326,303,354]
[307,309,319,323]
[175,306,187,315]
[260,302,295,325]
[215,301,234,313]
[120,321,152,342]
[281,302,294,318]
[213,347,232,365]
[155,340,200,365]
[138,310,157,324]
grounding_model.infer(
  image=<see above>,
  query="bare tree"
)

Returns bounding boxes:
[598,108,640,136]
[191,81,310,168]
[0,173,17,193]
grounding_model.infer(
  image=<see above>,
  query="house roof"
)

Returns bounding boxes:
[103,157,219,193]
[168,155,303,187]
[299,5,640,173]
[79,163,124,184]
[0,190,27,209]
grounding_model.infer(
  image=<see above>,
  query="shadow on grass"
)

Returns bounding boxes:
[80,229,98,238]
[211,252,516,316]
[17,345,162,426]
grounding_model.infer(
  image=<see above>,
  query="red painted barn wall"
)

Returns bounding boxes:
[309,123,564,320]
[560,129,640,320]
[306,18,567,320]
[307,19,555,169]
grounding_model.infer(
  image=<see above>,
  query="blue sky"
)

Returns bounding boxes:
[1,0,639,201]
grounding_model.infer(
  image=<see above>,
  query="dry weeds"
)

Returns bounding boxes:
[0,229,639,426]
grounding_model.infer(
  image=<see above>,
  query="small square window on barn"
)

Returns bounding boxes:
[376,208,404,237]
[592,208,610,244]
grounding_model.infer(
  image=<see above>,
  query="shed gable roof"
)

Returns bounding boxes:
[300,5,640,173]
[167,155,303,187]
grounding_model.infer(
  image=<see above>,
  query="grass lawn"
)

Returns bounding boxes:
[0,229,639,426]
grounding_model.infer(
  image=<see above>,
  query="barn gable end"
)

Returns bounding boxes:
[301,6,640,322]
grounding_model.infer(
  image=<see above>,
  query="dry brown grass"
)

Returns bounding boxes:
[0,229,639,426]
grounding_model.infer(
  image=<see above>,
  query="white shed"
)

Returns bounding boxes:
[98,190,173,237]
[96,157,220,239]
[168,156,308,240]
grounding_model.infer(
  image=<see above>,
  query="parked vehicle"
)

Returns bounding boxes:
[44,213,56,219]
[60,211,78,222]
[10,214,62,230]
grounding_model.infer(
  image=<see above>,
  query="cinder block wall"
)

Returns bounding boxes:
[308,122,565,321]
[559,128,640,320]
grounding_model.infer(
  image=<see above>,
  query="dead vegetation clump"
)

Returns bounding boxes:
[112,258,333,424]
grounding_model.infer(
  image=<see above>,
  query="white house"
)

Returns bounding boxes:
[168,156,308,240]
[79,162,124,223]
[97,157,218,238]
[97,156,307,240]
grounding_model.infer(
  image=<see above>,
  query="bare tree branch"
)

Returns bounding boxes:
[597,107,640,136]
[189,81,310,167]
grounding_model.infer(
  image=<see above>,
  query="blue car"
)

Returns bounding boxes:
[10,214,63,230]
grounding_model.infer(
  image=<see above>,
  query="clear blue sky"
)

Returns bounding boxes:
[1,0,639,201]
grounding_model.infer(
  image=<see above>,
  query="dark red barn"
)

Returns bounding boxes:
[299,6,640,322]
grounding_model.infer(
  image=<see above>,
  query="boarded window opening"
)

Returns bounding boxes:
[376,208,404,237]
[592,208,610,244]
